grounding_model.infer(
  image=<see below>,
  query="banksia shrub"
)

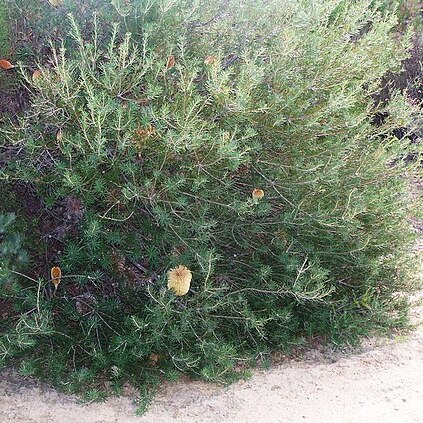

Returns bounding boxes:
[0,0,421,400]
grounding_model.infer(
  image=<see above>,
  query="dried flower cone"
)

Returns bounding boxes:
[56,129,63,141]
[48,0,63,6]
[252,188,265,200]
[166,54,176,69]
[167,265,192,296]
[32,70,43,81]
[149,353,161,366]
[204,55,217,65]
[50,266,62,288]
[0,59,14,70]
[133,125,157,148]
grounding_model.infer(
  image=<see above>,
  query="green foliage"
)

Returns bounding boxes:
[377,0,422,26]
[0,213,29,284]
[0,0,422,406]
[0,0,9,58]
[0,212,31,363]
[6,0,116,62]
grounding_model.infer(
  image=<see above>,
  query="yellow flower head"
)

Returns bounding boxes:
[167,265,192,296]
[252,188,265,200]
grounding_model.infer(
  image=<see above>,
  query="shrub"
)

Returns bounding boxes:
[0,0,421,401]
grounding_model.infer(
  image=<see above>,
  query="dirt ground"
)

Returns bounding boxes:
[0,291,422,423]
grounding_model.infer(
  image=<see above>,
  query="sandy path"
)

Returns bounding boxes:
[1,297,422,423]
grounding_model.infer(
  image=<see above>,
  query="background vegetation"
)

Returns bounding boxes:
[0,0,422,410]
[0,0,8,57]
